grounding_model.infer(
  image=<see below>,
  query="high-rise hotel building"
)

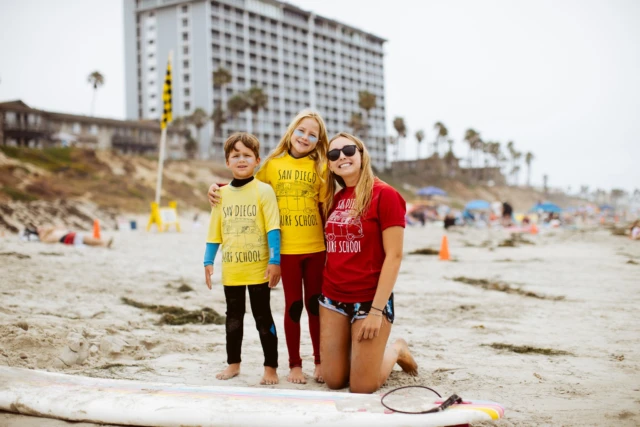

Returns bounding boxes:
[124,0,388,169]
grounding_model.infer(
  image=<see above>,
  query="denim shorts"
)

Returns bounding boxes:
[318,293,394,324]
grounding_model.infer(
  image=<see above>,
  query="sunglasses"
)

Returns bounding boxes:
[293,129,319,144]
[327,145,359,161]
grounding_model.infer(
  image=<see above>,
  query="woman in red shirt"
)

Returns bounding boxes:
[320,132,418,393]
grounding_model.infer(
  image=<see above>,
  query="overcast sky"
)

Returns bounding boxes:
[1,0,638,193]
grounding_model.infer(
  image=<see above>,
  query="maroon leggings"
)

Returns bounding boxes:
[281,251,325,368]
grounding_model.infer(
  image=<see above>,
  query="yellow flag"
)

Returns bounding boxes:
[161,58,172,130]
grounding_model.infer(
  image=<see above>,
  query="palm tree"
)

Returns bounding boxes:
[463,128,479,168]
[392,117,406,161]
[170,116,187,131]
[512,151,522,185]
[348,112,366,137]
[184,135,198,159]
[189,108,208,157]
[87,71,105,116]
[415,130,424,159]
[212,67,232,145]
[490,142,502,167]
[358,91,376,142]
[525,152,534,187]
[227,94,250,123]
[213,67,232,90]
[245,87,268,136]
[433,121,448,157]
[446,138,454,154]
[506,141,515,184]
[211,107,227,146]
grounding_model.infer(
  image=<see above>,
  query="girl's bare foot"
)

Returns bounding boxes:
[394,338,418,376]
[216,363,240,380]
[287,366,307,384]
[313,364,324,383]
[261,366,279,385]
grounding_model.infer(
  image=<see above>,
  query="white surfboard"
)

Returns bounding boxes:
[0,366,504,427]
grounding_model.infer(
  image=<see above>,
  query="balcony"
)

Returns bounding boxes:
[111,134,157,154]
[2,120,54,140]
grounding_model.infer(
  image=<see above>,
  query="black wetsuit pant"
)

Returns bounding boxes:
[223,283,278,368]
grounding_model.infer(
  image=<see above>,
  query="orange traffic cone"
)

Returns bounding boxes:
[530,223,539,235]
[93,219,101,239]
[439,235,450,261]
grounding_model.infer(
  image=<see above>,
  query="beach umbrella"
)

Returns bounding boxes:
[530,202,562,213]
[416,186,447,197]
[599,204,614,211]
[464,200,491,211]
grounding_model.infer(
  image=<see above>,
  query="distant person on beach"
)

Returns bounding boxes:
[208,110,329,384]
[501,201,513,226]
[320,132,417,393]
[203,132,281,385]
[23,224,112,248]
[630,220,640,240]
[444,212,456,229]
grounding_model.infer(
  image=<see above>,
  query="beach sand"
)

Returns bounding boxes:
[1,219,639,426]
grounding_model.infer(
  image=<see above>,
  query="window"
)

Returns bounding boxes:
[184,74,190,82]
[181,5,188,12]
[182,18,188,27]
[148,39,154,45]
[183,60,189,68]
[182,33,188,41]
[183,46,189,54]
[90,125,98,135]
[184,102,190,110]
[184,88,190,96]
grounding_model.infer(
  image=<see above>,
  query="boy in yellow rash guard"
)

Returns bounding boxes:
[204,133,281,385]
[208,110,329,384]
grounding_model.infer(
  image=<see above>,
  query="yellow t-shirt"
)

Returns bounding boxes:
[256,153,327,255]
[206,179,280,286]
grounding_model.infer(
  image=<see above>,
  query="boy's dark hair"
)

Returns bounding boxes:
[223,132,260,161]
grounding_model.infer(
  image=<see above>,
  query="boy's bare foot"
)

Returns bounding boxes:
[216,363,240,380]
[313,364,324,383]
[260,366,279,385]
[287,366,307,384]
[394,338,418,376]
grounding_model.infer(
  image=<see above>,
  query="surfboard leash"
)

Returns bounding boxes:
[380,385,463,414]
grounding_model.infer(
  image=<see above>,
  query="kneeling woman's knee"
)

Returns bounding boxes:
[323,373,349,390]
[349,379,381,394]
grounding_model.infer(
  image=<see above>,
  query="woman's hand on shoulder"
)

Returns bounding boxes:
[208,183,221,207]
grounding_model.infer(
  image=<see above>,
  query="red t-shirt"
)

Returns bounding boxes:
[322,179,406,302]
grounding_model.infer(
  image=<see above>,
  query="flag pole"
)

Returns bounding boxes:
[154,50,173,205]
[154,128,167,204]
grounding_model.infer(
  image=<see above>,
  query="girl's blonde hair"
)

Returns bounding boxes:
[262,109,328,179]
[323,132,375,220]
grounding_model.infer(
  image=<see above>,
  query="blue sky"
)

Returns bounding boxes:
[1,0,638,193]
